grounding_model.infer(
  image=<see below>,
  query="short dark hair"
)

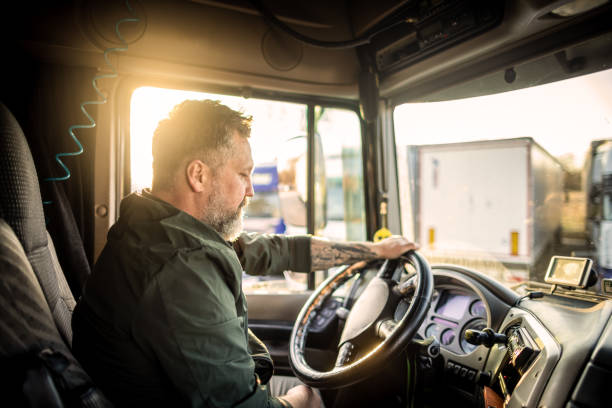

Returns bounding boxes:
[152,99,252,190]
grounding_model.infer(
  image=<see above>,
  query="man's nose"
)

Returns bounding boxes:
[246,177,254,197]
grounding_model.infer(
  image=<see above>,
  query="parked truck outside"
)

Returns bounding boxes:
[584,140,612,284]
[400,137,565,283]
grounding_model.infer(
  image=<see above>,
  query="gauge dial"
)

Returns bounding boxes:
[460,319,487,353]
[425,323,439,340]
[469,300,487,318]
[440,328,456,345]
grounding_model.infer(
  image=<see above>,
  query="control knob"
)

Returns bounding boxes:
[464,327,508,348]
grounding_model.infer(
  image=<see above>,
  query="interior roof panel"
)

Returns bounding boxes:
[5,0,612,101]
[379,0,612,102]
[7,0,363,98]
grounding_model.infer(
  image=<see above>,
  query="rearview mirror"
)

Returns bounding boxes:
[276,135,326,231]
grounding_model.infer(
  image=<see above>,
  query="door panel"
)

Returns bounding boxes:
[247,293,311,322]
[247,293,311,375]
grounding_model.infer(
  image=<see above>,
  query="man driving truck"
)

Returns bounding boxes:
[72,100,417,407]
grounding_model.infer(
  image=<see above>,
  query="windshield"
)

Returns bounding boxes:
[393,67,612,292]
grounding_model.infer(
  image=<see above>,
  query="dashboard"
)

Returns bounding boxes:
[306,262,612,407]
[409,266,612,408]
[410,268,556,406]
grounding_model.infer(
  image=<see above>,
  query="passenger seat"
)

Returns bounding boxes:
[0,102,75,346]
[0,102,112,406]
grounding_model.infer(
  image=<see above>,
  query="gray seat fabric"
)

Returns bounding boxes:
[0,219,65,357]
[0,218,113,406]
[0,101,76,345]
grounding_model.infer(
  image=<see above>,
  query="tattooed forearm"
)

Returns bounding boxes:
[311,238,378,270]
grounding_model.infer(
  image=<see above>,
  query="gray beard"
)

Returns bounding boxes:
[201,195,250,241]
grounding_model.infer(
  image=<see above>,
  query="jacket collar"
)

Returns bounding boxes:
[119,189,232,248]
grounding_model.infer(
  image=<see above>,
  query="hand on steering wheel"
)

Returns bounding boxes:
[289,251,433,389]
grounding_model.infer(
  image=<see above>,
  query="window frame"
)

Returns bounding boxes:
[113,78,368,290]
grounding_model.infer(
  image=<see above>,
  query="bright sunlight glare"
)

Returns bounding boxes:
[130,87,306,191]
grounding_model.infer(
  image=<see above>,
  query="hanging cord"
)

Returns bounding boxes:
[247,0,414,49]
[42,1,140,205]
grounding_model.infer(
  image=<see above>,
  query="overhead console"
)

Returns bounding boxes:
[371,0,504,77]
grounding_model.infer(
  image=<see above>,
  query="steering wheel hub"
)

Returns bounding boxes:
[339,277,391,345]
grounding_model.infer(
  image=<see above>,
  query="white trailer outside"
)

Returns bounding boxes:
[402,138,564,279]
[584,140,612,273]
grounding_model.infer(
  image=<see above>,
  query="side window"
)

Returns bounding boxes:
[315,107,366,242]
[275,107,367,292]
[129,87,365,293]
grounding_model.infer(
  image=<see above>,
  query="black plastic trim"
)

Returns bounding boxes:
[431,264,519,306]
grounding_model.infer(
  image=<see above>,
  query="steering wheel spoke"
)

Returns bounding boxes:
[392,275,418,297]
[335,341,356,367]
[375,319,398,340]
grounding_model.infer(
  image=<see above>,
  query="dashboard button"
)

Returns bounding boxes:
[446,361,455,371]
[459,367,468,377]
[466,369,476,381]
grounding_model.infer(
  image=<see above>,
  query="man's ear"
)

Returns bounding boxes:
[185,159,210,192]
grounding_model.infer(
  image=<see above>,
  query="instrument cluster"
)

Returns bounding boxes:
[414,288,489,355]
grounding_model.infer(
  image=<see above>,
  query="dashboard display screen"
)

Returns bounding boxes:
[545,256,592,287]
[435,292,470,320]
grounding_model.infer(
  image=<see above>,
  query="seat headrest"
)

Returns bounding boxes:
[0,102,48,254]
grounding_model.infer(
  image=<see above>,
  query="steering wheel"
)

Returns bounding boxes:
[289,251,434,388]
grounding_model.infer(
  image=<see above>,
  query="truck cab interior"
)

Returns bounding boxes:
[1,0,612,407]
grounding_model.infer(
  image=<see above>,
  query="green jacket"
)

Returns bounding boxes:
[72,190,312,407]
